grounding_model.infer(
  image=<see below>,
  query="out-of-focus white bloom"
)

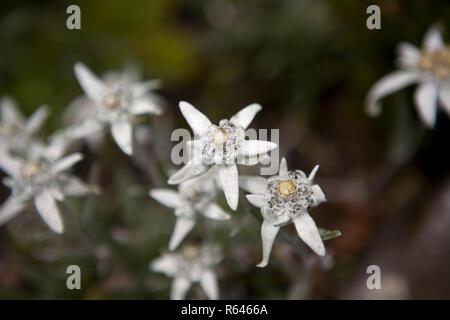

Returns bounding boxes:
[52,62,163,155]
[0,142,96,233]
[60,66,161,152]
[168,101,277,211]
[0,96,49,163]
[150,169,230,251]
[150,244,221,300]
[366,25,450,128]
[240,158,327,267]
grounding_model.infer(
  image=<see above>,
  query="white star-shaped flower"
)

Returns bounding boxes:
[366,25,450,128]
[150,170,230,251]
[0,96,49,164]
[59,66,163,152]
[240,158,327,267]
[0,143,96,233]
[150,244,221,300]
[168,101,277,210]
[54,62,163,155]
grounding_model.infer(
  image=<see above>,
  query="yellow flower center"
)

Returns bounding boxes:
[182,245,201,261]
[212,129,227,146]
[418,46,450,78]
[20,162,40,179]
[278,180,296,198]
[102,93,120,109]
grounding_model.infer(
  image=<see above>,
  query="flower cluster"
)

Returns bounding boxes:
[19,26,450,297]
[148,94,341,299]
[1,16,447,300]
[1,62,162,233]
[0,59,341,299]
[0,97,97,233]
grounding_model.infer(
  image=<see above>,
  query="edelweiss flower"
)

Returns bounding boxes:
[53,62,163,155]
[0,96,49,162]
[61,67,162,152]
[168,101,277,210]
[150,170,230,250]
[240,158,326,267]
[366,25,450,128]
[0,144,95,233]
[150,244,221,300]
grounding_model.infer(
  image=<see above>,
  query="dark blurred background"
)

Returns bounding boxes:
[0,0,449,299]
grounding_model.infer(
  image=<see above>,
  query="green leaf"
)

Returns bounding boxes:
[319,228,341,241]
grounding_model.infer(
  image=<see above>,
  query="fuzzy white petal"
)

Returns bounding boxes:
[293,212,325,256]
[199,269,219,300]
[423,26,444,51]
[2,177,14,188]
[0,196,25,225]
[150,254,179,276]
[397,42,421,68]
[168,158,208,185]
[311,184,326,207]
[308,165,319,182]
[414,81,438,128]
[51,153,83,174]
[239,176,268,194]
[149,189,183,209]
[178,168,216,195]
[279,157,288,178]
[130,97,162,115]
[240,140,277,157]
[131,80,162,97]
[229,103,262,129]
[0,155,22,178]
[74,62,107,105]
[365,70,422,116]
[0,96,24,124]
[257,219,280,268]
[62,96,96,124]
[200,203,231,221]
[43,141,69,161]
[219,164,239,211]
[62,177,97,197]
[48,187,64,201]
[171,277,192,300]
[111,120,133,155]
[24,105,49,135]
[179,101,211,136]
[169,217,196,251]
[34,189,64,233]
[246,194,267,208]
